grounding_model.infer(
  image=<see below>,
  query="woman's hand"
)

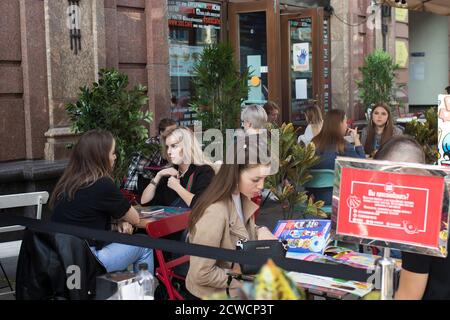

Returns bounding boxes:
[167,176,182,192]
[118,221,134,234]
[347,127,361,146]
[257,226,277,240]
[155,167,178,183]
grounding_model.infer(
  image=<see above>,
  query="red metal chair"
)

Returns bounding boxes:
[145,209,191,300]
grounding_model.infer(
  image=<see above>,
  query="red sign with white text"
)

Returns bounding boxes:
[337,168,444,248]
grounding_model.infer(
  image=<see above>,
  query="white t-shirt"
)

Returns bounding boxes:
[298,125,314,145]
[231,193,245,223]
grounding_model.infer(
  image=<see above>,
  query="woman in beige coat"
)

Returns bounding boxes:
[186,137,276,299]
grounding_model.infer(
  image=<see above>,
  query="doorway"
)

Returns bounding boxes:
[228,1,330,125]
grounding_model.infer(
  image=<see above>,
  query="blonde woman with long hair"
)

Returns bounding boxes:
[298,105,323,145]
[141,126,215,208]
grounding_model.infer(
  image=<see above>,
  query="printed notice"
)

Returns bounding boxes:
[337,167,444,248]
[295,79,308,100]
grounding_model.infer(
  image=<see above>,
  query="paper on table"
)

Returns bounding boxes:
[287,272,373,297]
[295,79,308,100]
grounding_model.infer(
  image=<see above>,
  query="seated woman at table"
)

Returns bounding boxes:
[50,130,153,273]
[309,109,365,205]
[360,102,403,157]
[140,126,215,208]
[186,137,277,299]
[298,105,323,145]
[242,104,268,134]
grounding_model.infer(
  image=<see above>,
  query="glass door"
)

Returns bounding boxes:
[281,8,330,125]
[168,0,225,126]
[228,0,282,108]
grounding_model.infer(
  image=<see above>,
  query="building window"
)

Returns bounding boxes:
[168,1,221,126]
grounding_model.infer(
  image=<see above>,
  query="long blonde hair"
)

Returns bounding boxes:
[162,126,216,170]
[305,105,323,136]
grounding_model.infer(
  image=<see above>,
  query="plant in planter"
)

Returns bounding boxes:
[356,49,400,114]
[265,123,327,220]
[404,107,438,164]
[190,42,250,134]
[66,68,153,183]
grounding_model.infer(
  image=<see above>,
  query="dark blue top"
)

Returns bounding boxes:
[308,143,365,205]
[313,142,365,171]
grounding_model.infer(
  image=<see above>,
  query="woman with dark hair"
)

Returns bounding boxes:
[186,137,276,299]
[310,109,365,204]
[360,103,402,157]
[263,101,280,126]
[51,130,153,273]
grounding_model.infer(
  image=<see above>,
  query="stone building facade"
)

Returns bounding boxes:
[1,0,449,163]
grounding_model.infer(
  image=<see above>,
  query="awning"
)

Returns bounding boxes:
[382,0,450,16]
[280,0,331,8]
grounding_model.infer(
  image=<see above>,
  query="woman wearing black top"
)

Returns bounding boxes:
[51,130,153,273]
[140,127,216,208]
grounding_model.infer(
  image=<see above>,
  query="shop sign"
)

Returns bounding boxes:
[168,1,221,29]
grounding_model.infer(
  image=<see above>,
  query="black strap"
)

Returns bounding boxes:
[226,274,233,298]
[0,214,374,282]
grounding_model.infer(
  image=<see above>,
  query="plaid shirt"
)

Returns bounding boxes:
[123,136,167,191]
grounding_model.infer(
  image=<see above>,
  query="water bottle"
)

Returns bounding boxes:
[137,263,155,300]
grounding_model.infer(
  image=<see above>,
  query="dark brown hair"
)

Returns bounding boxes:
[263,101,279,116]
[364,103,394,155]
[188,136,270,234]
[50,130,115,207]
[312,109,347,154]
[158,118,176,134]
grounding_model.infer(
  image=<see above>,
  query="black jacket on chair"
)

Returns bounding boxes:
[16,229,106,300]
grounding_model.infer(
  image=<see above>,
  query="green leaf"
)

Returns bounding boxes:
[65,68,153,182]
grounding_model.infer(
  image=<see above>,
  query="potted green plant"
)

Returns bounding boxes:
[356,49,400,117]
[265,123,327,220]
[190,42,250,134]
[66,68,153,183]
[404,107,438,164]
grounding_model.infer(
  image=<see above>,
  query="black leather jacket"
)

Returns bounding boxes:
[16,229,106,300]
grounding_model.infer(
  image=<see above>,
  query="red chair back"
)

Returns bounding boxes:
[144,208,191,300]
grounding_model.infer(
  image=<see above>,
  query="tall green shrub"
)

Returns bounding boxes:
[190,42,250,133]
[66,68,153,182]
[356,49,399,109]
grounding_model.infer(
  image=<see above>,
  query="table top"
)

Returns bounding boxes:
[134,205,191,238]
